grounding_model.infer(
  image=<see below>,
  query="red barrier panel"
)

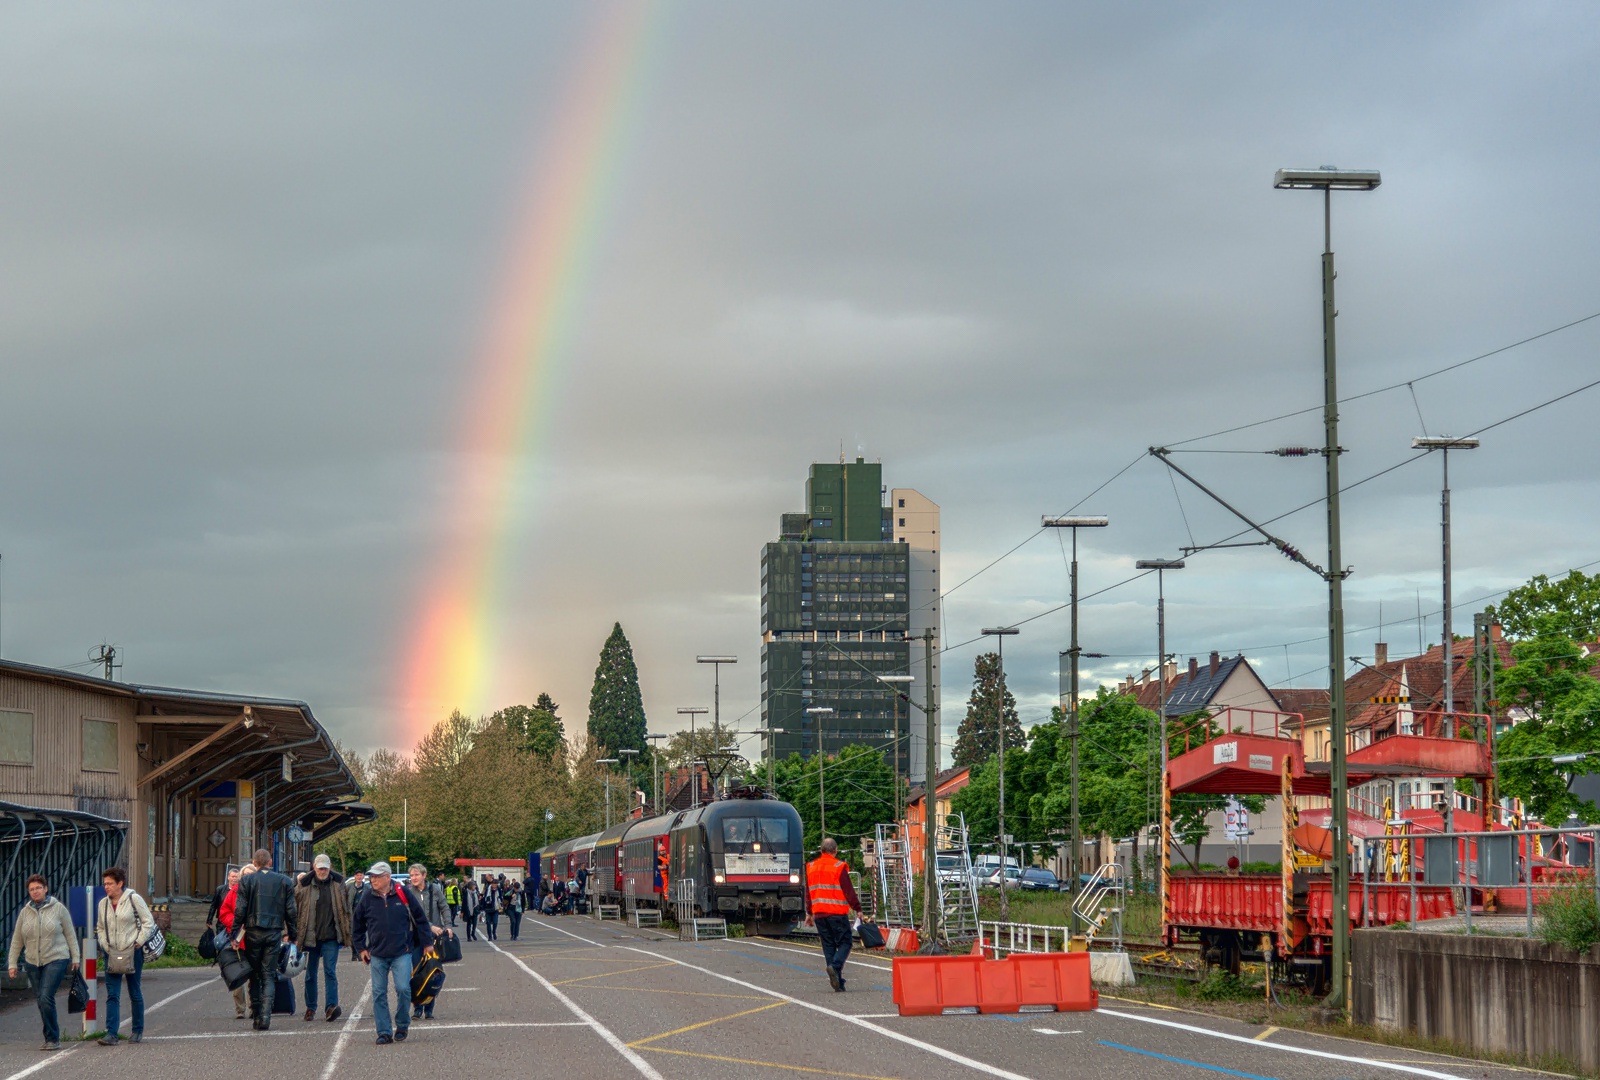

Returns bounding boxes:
[892,952,1097,1016]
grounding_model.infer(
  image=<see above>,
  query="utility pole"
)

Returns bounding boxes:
[698,656,737,795]
[806,707,834,839]
[1412,437,1479,718]
[920,629,939,946]
[880,674,915,825]
[646,734,667,813]
[1043,515,1108,930]
[981,626,1019,920]
[598,758,619,828]
[1275,165,1381,1012]
[1136,559,1183,930]
[763,727,786,794]
[677,708,707,809]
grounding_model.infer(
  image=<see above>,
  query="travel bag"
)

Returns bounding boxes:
[410,948,445,1006]
[217,944,251,991]
[857,920,886,949]
[272,974,296,1014]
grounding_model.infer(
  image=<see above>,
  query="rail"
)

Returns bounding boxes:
[1172,706,1301,755]
[1071,861,1124,951]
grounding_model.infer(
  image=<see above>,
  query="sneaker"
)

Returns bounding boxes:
[41,1042,60,1051]
[130,1034,142,1043]
[326,1005,342,1022]
[827,966,842,992]
[97,1035,118,1046]
[304,1008,315,1021]
[395,1028,408,1042]
[375,1034,393,1046]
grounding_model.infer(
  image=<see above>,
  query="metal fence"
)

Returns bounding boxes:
[1357,824,1599,937]
[0,801,127,984]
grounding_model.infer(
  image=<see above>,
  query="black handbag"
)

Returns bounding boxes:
[197,929,218,961]
[217,944,251,991]
[858,920,887,949]
[68,969,91,1014]
[438,932,463,963]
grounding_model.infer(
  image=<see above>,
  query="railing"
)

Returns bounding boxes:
[1358,824,1600,937]
[1173,706,1303,755]
[977,920,1073,958]
[1072,862,1124,951]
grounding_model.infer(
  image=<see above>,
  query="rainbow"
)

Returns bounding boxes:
[401,3,661,740]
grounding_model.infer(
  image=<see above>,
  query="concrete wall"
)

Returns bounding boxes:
[1353,929,1600,1072]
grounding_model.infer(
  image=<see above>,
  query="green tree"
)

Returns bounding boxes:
[952,721,1059,861]
[1495,621,1600,823]
[587,623,648,756]
[1493,570,1600,642]
[953,652,1025,768]
[771,745,899,855]
[491,703,566,761]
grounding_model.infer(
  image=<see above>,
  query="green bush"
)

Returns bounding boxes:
[1193,969,1259,1001]
[147,934,209,969]
[1536,874,1600,955]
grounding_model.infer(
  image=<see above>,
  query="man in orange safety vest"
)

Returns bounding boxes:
[804,837,862,991]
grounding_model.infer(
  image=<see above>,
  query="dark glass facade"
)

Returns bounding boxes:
[760,461,914,771]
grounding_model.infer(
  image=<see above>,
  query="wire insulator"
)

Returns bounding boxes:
[1271,447,1315,457]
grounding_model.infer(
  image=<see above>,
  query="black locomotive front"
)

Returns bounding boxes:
[669,793,805,935]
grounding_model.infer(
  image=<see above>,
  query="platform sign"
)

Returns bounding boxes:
[1213,742,1238,764]
[1223,798,1249,840]
[1293,851,1325,869]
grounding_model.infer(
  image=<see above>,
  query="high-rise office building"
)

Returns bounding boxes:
[760,458,939,782]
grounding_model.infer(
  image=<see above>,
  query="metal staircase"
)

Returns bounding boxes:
[935,813,981,939]
[1071,861,1124,949]
[874,824,916,926]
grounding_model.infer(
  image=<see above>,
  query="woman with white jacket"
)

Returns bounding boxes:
[95,866,154,1046]
[7,873,81,1051]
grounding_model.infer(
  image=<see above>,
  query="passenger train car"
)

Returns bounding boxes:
[536,788,805,935]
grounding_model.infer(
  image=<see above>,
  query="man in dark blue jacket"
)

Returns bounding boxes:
[350,861,432,1046]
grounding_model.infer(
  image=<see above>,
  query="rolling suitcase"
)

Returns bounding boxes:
[272,974,296,1015]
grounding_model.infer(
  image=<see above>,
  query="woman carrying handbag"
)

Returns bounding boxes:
[7,873,81,1051]
[95,866,155,1045]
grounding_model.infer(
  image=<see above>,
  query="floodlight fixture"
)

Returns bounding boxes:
[1273,167,1381,190]
[1411,436,1480,451]
[1135,559,1186,571]
[1041,516,1109,529]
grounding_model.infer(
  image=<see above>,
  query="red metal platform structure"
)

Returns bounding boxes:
[1160,706,1500,989]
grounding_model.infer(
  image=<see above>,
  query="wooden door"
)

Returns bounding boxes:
[194,799,238,897]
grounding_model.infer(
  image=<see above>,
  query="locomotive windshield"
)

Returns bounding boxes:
[721,816,790,852]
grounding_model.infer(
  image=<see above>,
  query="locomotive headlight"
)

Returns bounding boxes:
[789,873,801,884]
[753,843,761,852]
[714,872,726,884]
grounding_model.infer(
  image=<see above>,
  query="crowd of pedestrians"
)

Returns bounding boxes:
[7,859,594,1050]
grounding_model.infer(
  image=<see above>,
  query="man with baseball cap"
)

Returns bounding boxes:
[294,854,350,1022]
[350,861,432,1046]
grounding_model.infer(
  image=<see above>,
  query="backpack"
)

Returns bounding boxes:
[411,947,445,1006]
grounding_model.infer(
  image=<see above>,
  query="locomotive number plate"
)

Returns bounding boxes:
[725,853,790,875]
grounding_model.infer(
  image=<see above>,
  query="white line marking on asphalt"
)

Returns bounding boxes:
[114,975,211,1031]
[1032,1029,1082,1035]
[734,937,895,972]
[526,918,609,947]
[1,1052,78,1080]
[620,946,1037,1080]
[144,1020,588,1041]
[851,1013,902,1019]
[440,987,478,991]
[318,978,372,1080]
[488,939,664,1080]
[1098,1009,1469,1080]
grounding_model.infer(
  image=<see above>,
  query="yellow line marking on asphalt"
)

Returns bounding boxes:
[1100,993,1182,1011]
[571,984,774,1001]
[627,1001,788,1047]
[639,1047,907,1080]
[554,962,675,985]
[1255,1026,1280,1041]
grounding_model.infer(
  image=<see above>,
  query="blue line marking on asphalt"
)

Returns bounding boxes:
[1098,1040,1279,1080]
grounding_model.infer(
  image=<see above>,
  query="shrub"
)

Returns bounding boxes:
[1193,969,1258,1001]
[1536,874,1599,955]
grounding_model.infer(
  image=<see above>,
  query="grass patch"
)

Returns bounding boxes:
[1536,874,1599,955]
[971,890,1163,940]
[147,935,210,969]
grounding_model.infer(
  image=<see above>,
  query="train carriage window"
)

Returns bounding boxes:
[721,817,791,852]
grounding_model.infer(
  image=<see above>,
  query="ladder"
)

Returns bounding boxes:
[874,824,916,927]
[1071,861,1124,949]
[935,813,981,939]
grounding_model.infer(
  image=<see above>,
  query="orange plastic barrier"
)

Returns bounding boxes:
[892,952,1096,1016]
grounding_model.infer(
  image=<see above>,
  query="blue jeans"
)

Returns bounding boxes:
[303,939,341,1012]
[815,914,853,976]
[368,952,412,1039]
[484,909,499,939]
[507,908,522,939]
[104,948,144,1039]
[23,959,70,1043]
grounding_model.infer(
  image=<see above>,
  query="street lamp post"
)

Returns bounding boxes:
[981,626,1019,920]
[1275,164,1382,1011]
[1043,515,1109,928]
[646,734,667,814]
[879,675,915,825]
[1135,557,1184,937]
[677,707,708,808]
[698,656,737,795]
[597,758,619,829]
[1411,437,1480,718]
[806,706,835,839]
[619,748,640,818]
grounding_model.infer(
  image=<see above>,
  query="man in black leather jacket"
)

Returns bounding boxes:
[233,847,297,1030]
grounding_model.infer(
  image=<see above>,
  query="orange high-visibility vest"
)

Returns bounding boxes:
[806,853,851,916]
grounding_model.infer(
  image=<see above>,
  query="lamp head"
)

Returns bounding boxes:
[1135,559,1186,571]
[1041,516,1109,528]
[1411,436,1480,451]
[1273,167,1381,191]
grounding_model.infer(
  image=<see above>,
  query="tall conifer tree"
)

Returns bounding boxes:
[952,651,1025,767]
[587,623,648,755]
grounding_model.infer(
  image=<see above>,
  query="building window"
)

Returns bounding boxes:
[83,718,120,773]
[897,498,904,508]
[0,709,34,765]
[898,518,905,527]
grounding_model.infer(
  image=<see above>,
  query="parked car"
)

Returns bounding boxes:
[980,867,1024,890]
[1017,868,1061,892]
[936,854,968,886]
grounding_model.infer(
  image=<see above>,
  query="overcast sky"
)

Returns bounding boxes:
[3,3,1598,758]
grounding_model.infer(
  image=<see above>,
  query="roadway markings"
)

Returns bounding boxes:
[318,979,372,1080]
[1097,1039,1280,1080]
[488,939,665,1080]
[619,946,1038,1080]
[734,936,896,973]
[1032,1029,1083,1035]
[1098,1009,1471,1080]
[113,975,212,1032]
[552,962,676,986]
[1253,1026,1280,1041]
[627,1000,787,1049]
[0,1053,78,1080]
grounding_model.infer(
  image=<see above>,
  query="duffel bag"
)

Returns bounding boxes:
[410,948,445,1006]
[857,920,886,950]
[272,974,296,1015]
[217,944,251,991]
[438,932,463,964]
